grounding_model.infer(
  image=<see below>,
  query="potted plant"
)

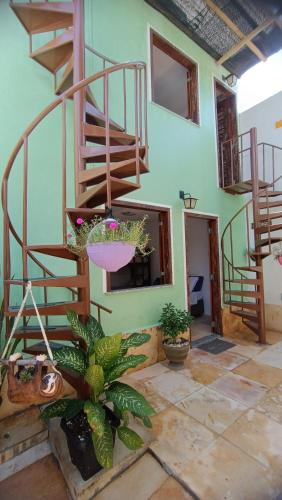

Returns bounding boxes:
[41,310,155,480]
[67,216,150,272]
[273,243,282,265]
[159,303,193,364]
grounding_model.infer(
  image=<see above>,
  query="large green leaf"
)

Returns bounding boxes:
[85,364,104,400]
[117,426,144,450]
[92,420,113,468]
[94,334,122,369]
[53,346,87,375]
[41,399,83,421]
[106,382,155,417]
[105,355,147,383]
[88,315,105,355]
[84,401,105,438]
[66,310,91,348]
[120,333,151,355]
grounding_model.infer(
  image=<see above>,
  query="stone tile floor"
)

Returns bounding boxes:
[2,330,282,499]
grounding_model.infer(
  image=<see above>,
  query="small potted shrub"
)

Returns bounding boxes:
[273,243,282,265]
[67,216,150,272]
[41,311,155,480]
[159,303,193,364]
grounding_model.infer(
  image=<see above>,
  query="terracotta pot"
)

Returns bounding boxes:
[162,340,190,365]
[86,241,136,272]
[278,256,282,266]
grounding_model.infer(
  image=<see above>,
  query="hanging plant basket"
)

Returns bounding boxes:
[86,241,136,272]
[68,215,151,272]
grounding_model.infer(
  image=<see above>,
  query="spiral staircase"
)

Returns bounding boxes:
[3,0,149,390]
[221,128,282,344]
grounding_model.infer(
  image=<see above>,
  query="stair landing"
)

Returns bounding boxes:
[224,179,269,195]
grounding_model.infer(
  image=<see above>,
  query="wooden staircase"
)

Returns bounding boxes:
[3,0,149,391]
[221,128,282,343]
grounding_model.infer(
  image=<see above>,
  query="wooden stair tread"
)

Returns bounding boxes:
[259,190,282,198]
[8,301,85,317]
[259,200,282,209]
[10,3,73,35]
[14,325,74,341]
[81,145,145,164]
[77,177,141,208]
[232,310,259,321]
[85,102,124,132]
[249,252,270,258]
[242,319,259,335]
[6,275,86,288]
[235,266,262,272]
[83,123,136,146]
[259,211,282,221]
[78,158,148,186]
[224,289,259,298]
[66,207,106,226]
[255,237,282,248]
[55,55,73,94]
[225,300,260,311]
[230,279,260,285]
[257,223,282,234]
[30,28,73,74]
[28,244,77,261]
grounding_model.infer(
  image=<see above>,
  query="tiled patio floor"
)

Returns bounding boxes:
[2,330,282,499]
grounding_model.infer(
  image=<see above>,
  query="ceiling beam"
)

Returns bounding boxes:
[205,0,267,63]
[217,16,276,66]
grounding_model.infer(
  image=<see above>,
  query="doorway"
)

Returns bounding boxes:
[184,213,222,342]
[215,80,238,188]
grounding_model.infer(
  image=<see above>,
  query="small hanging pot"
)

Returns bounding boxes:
[86,218,136,272]
[0,281,63,405]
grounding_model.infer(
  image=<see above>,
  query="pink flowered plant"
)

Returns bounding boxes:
[76,217,84,225]
[109,221,118,230]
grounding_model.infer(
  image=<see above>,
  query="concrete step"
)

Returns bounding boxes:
[0,407,50,481]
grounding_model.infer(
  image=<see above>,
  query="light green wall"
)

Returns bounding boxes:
[0,0,245,336]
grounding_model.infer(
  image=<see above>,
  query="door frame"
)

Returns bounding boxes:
[183,211,222,335]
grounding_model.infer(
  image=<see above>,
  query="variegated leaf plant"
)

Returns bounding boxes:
[41,311,155,469]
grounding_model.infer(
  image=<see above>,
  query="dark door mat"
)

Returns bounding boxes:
[192,335,216,348]
[198,338,235,354]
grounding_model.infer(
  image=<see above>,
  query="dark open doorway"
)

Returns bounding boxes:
[184,213,222,343]
[215,80,239,188]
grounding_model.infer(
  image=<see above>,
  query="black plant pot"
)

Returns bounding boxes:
[61,406,120,481]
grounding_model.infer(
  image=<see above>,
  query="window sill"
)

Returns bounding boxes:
[104,283,173,295]
[150,101,201,128]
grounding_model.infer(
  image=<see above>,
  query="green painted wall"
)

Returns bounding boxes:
[0,0,245,338]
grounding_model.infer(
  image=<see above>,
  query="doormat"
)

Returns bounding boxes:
[198,338,235,354]
[192,335,216,348]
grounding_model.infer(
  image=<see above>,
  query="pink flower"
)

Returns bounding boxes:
[76,217,84,225]
[109,221,118,230]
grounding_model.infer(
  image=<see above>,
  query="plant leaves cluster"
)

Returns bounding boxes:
[41,311,155,469]
[159,302,193,342]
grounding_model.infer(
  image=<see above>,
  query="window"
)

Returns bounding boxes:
[151,30,199,124]
[106,202,172,292]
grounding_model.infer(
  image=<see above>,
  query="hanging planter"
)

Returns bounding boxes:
[68,215,151,272]
[0,282,63,405]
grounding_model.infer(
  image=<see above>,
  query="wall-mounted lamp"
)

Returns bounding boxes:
[179,191,198,210]
[222,73,237,87]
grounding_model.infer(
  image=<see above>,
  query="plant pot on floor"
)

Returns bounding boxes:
[86,241,136,272]
[162,338,190,365]
[61,407,120,481]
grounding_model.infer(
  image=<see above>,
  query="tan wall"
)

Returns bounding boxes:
[265,304,282,333]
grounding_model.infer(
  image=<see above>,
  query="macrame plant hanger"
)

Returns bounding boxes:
[0,281,63,405]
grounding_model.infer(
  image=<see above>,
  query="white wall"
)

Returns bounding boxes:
[186,217,211,315]
[240,91,282,306]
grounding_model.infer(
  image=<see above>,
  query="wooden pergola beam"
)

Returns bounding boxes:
[205,0,267,64]
[217,16,276,66]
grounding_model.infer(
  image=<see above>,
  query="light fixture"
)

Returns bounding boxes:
[222,73,237,87]
[179,191,198,210]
